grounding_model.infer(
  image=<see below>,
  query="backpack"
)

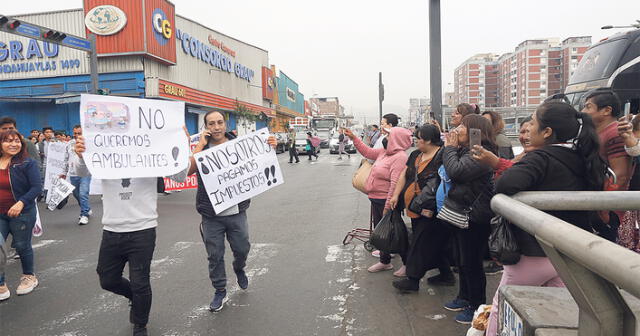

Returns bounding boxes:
[435,165,451,212]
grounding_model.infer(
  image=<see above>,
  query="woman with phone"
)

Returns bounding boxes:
[485,102,606,336]
[440,114,496,324]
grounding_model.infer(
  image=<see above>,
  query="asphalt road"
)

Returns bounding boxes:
[0,150,499,336]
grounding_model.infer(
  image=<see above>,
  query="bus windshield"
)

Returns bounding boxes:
[569,39,628,84]
[313,120,336,128]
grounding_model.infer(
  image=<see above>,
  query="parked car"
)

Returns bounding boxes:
[273,132,288,154]
[329,133,356,154]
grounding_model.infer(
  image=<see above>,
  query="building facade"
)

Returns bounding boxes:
[0,0,278,136]
[454,37,591,108]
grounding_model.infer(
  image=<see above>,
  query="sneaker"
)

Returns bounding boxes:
[455,307,475,324]
[16,274,38,295]
[443,298,470,312]
[132,324,148,336]
[371,250,380,258]
[78,216,89,225]
[367,262,393,273]
[427,273,456,286]
[392,278,419,292]
[393,265,406,277]
[484,261,504,275]
[0,284,10,301]
[236,270,248,290]
[209,290,228,312]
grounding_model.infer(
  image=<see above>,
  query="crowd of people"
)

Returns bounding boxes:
[1,89,638,335]
[346,89,640,333]
[0,112,277,336]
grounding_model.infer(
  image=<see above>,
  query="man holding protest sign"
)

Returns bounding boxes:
[189,110,280,312]
[77,94,190,336]
[63,125,92,225]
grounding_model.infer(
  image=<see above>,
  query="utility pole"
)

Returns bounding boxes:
[378,72,384,123]
[429,0,442,124]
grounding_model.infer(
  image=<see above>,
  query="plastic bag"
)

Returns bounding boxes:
[466,304,491,336]
[369,210,408,254]
[488,216,520,265]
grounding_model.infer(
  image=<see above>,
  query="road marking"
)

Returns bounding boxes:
[7,239,64,265]
[168,243,280,333]
[36,241,203,335]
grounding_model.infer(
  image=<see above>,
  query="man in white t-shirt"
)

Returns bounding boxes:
[74,132,188,336]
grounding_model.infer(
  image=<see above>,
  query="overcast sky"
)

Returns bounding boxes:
[3,0,640,123]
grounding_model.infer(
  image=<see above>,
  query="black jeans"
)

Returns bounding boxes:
[405,216,452,280]
[370,198,392,264]
[96,228,156,326]
[308,146,318,160]
[289,146,299,162]
[454,221,490,309]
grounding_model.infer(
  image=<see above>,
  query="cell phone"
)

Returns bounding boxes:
[624,102,631,120]
[469,128,481,149]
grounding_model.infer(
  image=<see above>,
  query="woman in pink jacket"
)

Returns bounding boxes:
[344,127,413,272]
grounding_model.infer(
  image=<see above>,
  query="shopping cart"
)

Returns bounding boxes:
[342,203,375,252]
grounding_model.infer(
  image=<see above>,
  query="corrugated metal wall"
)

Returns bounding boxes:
[84,0,145,55]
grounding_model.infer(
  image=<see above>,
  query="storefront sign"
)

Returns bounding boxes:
[208,35,236,57]
[0,39,81,74]
[85,5,128,36]
[80,94,190,179]
[152,8,173,45]
[261,66,274,101]
[175,29,255,82]
[286,88,296,102]
[163,83,186,97]
[194,128,283,213]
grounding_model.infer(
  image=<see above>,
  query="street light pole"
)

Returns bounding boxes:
[428,0,442,124]
[378,72,384,123]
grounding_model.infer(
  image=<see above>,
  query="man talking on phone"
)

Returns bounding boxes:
[188,111,276,312]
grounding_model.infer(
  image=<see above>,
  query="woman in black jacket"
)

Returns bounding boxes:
[388,125,454,291]
[441,114,496,324]
[485,102,606,336]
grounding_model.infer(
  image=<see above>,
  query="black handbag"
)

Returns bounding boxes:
[408,173,438,214]
[488,216,521,265]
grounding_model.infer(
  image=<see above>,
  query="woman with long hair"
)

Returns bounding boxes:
[389,124,455,289]
[441,114,497,324]
[485,102,606,335]
[450,103,481,129]
[482,110,514,159]
[0,130,43,301]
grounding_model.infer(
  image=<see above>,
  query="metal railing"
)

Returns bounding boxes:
[491,191,640,336]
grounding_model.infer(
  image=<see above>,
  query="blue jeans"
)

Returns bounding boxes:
[0,207,37,285]
[200,212,250,291]
[70,176,92,216]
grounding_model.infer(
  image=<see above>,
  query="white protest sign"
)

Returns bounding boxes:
[47,178,75,211]
[194,128,284,213]
[79,94,189,179]
[44,142,69,199]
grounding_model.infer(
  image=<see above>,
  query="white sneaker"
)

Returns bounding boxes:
[78,216,89,225]
[16,274,38,295]
[0,284,10,301]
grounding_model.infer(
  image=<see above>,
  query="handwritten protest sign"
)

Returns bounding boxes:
[194,128,283,213]
[163,133,200,191]
[44,142,69,201]
[79,94,189,179]
[47,178,75,211]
